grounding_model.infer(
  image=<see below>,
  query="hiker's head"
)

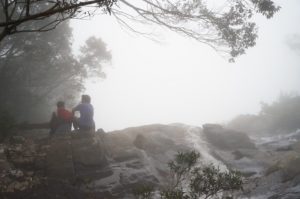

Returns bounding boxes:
[56,101,65,108]
[81,95,91,103]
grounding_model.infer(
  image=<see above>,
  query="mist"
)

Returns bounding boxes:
[71,0,300,131]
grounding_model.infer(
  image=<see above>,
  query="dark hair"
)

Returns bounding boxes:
[56,101,65,108]
[81,95,91,103]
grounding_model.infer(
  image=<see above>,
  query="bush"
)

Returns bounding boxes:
[134,151,243,199]
[133,184,154,199]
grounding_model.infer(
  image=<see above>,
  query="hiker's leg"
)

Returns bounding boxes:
[56,122,72,134]
[72,117,80,130]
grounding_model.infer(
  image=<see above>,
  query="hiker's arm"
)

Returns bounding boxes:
[72,104,80,116]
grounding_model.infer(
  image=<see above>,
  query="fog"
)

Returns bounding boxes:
[2,1,300,197]
[71,0,300,131]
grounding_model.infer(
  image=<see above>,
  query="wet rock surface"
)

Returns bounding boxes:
[0,124,299,198]
[0,125,191,198]
[203,124,256,150]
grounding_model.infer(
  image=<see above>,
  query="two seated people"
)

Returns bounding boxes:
[49,95,95,134]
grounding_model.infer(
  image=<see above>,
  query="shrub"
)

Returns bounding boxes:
[134,151,243,199]
[133,184,154,199]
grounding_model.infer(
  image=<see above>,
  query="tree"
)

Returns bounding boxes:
[0,17,111,122]
[0,0,280,60]
[79,36,112,79]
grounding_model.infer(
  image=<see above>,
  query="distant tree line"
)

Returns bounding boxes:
[228,94,300,135]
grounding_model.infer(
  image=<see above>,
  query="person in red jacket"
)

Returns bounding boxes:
[49,101,72,135]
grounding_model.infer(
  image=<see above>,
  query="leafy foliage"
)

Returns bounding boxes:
[168,151,200,188]
[79,36,112,78]
[160,188,189,199]
[189,165,242,199]
[251,0,281,18]
[0,0,280,60]
[113,0,280,61]
[133,184,154,199]
[0,0,117,41]
[134,151,243,199]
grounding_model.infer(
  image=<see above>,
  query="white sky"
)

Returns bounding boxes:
[71,0,300,131]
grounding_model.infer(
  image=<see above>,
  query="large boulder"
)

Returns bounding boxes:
[133,133,175,154]
[292,141,300,153]
[203,124,255,150]
[71,132,111,181]
[281,156,300,182]
[46,135,74,180]
[46,132,110,181]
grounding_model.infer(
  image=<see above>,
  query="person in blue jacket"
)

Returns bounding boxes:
[72,95,95,131]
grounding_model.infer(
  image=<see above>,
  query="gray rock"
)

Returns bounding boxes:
[9,136,26,144]
[72,135,110,180]
[282,157,300,182]
[203,123,255,150]
[46,135,75,180]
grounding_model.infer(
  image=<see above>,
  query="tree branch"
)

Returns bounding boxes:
[0,0,105,27]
